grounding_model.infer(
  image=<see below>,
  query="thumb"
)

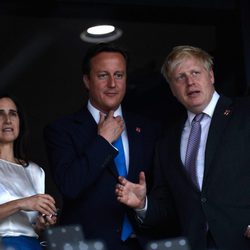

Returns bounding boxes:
[139,171,146,186]
[107,110,115,119]
[99,112,106,124]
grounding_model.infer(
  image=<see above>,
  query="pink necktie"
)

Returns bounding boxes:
[185,113,204,188]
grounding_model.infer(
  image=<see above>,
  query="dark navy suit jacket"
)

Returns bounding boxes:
[44,106,161,249]
[144,96,250,250]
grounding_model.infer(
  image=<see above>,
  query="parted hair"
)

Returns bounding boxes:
[82,42,129,76]
[0,94,29,167]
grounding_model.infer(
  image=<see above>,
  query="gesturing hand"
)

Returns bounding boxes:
[115,171,147,209]
[98,111,125,143]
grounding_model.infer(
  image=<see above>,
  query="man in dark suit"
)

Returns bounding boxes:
[44,43,161,250]
[116,45,250,250]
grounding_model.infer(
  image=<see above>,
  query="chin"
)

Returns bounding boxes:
[102,105,119,112]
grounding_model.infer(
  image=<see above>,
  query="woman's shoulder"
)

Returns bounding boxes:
[26,162,45,176]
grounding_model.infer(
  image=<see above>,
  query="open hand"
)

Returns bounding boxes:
[115,171,147,209]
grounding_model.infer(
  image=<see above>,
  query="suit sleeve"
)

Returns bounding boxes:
[143,138,180,235]
[44,121,118,200]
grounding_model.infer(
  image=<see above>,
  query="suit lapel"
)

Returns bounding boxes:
[74,108,119,178]
[203,96,233,182]
[73,107,96,128]
[123,114,143,180]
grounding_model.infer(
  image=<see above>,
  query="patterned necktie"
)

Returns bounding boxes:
[185,113,204,188]
[113,136,133,241]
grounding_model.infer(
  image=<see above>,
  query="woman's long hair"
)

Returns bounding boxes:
[0,94,29,167]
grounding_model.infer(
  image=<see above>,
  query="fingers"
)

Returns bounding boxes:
[38,194,57,214]
[114,116,125,131]
[107,110,115,119]
[29,194,57,216]
[115,182,122,192]
[42,214,57,225]
[98,111,125,143]
[118,176,126,185]
[244,225,250,238]
[115,184,124,198]
[39,204,56,216]
[99,112,106,124]
[139,171,146,186]
[41,194,56,205]
[104,111,124,127]
[36,213,57,230]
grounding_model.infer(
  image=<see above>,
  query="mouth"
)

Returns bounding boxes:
[2,128,14,132]
[187,90,200,97]
[105,92,117,97]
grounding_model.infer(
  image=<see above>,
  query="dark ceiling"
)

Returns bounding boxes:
[0,0,239,22]
[0,0,248,120]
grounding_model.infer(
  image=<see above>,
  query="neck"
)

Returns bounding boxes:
[0,143,16,163]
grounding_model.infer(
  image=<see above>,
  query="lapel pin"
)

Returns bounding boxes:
[223,109,231,116]
[136,127,141,133]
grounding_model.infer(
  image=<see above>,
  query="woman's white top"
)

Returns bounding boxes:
[0,159,45,238]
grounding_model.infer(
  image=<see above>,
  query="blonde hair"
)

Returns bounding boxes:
[161,45,214,83]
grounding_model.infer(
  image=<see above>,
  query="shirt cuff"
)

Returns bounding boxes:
[135,196,148,220]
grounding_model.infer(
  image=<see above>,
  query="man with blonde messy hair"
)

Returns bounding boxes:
[116,45,250,250]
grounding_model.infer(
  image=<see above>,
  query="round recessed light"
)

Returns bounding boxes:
[87,25,115,35]
[80,24,122,43]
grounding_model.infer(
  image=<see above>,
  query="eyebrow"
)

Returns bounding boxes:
[0,109,18,112]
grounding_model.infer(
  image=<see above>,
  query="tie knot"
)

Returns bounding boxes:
[193,113,204,123]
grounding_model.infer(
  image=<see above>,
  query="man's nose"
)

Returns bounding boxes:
[107,76,116,87]
[186,74,195,85]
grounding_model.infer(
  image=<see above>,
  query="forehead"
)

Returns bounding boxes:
[172,56,204,73]
[90,52,126,69]
[0,98,17,110]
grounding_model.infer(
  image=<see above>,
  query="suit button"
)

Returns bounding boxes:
[201,197,207,203]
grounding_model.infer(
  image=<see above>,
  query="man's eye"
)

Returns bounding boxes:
[114,73,123,79]
[192,71,200,76]
[9,111,18,117]
[98,73,108,79]
[176,75,185,82]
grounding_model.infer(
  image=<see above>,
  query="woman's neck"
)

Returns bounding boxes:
[0,143,16,163]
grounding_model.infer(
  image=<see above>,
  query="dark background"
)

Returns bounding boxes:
[0,0,249,203]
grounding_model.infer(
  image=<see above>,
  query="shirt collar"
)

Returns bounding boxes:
[87,100,123,124]
[187,91,220,125]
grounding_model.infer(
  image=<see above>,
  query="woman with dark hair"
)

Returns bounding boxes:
[0,94,57,250]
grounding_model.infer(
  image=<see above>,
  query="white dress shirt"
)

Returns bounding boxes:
[87,100,130,172]
[0,159,45,238]
[180,91,220,189]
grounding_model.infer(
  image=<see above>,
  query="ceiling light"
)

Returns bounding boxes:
[87,25,115,35]
[80,25,122,43]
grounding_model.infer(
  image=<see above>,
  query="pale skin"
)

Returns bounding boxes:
[98,110,124,144]
[169,56,215,114]
[83,52,127,143]
[116,171,146,209]
[0,97,57,232]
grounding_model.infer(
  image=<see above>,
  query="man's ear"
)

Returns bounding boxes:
[83,75,90,90]
[209,70,215,85]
